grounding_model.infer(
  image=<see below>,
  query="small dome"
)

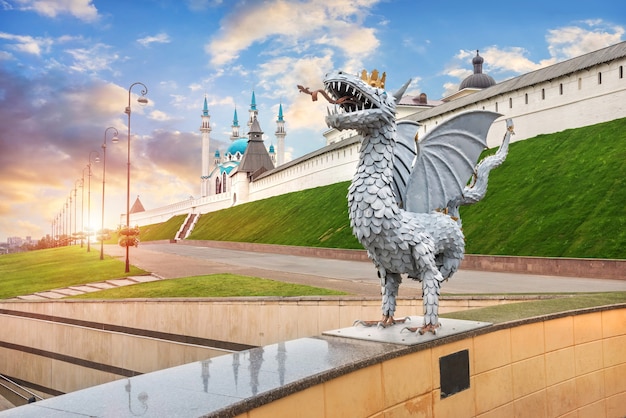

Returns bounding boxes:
[214,150,220,157]
[459,73,496,90]
[226,138,248,156]
[459,50,496,90]
[269,144,275,153]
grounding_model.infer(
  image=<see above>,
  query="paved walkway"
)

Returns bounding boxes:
[105,242,626,294]
[9,243,626,301]
[8,275,165,301]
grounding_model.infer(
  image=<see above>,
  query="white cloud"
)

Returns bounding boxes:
[65,43,119,73]
[11,0,99,22]
[137,33,171,47]
[545,21,624,60]
[205,0,381,68]
[0,32,53,55]
[440,20,625,98]
[149,110,171,121]
[257,54,334,131]
[481,47,547,74]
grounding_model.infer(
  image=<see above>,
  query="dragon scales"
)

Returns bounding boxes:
[299,70,513,334]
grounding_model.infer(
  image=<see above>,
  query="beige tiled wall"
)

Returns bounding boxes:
[2,301,623,417]
[239,307,626,418]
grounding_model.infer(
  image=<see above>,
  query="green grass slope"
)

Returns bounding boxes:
[461,117,626,258]
[149,117,626,259]
[188,181,362,248]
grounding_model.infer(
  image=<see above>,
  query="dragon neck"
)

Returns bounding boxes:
[348,124,401,243]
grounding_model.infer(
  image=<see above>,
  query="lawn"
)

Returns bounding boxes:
[0,246,147,299]
[68,273,347,299]
[0,247,346,299]
[441,292,626,323]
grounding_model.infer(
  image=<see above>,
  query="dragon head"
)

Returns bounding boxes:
[322,70,410,133]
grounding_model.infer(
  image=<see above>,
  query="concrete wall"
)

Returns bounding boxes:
[0,296,516,398]
[240,306,626,418]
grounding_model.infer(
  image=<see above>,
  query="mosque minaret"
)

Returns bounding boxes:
[199,95,211,198]
[275,103,286,166]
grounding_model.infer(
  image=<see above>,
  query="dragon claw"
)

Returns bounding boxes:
[354,316,410,328]
[401,323,441,335]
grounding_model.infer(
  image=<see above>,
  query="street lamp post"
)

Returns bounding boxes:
[87,151,100,252]
[80,169,87,248]
[74,179,80,245]
[123,82,148,273]
[62,200,67,245]
[100,127,119,260]
[68,194,72,245]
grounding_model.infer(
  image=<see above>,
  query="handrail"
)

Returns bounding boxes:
[0,374,43,402]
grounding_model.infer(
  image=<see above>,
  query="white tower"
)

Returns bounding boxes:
[248,91,258,128]
[275,103,286,166]
[231,108,240,141]
[200,96,211,197]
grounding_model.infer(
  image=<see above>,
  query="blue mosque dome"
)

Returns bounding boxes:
[226,138,248,157]
[269,144,275,153]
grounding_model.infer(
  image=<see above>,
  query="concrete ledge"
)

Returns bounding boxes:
[462,254,626,280]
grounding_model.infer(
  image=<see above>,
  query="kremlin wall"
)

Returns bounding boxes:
[127,42,626,229]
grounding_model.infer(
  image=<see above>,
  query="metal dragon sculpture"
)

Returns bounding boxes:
[299,70,513,334]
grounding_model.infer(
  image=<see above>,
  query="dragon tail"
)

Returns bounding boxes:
[447,118,514,225]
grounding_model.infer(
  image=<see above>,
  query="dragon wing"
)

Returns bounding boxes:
[391,120,420,208]
[403,110,501,214]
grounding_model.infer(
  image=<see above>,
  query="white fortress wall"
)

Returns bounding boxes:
[415,54,626,148]
[129,141,360,226]
[128,192,233,227]
[248,140,359,201]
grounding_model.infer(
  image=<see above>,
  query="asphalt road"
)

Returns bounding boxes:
[103,243,626,296]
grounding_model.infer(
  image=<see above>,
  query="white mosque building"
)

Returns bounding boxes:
[128,41,626,234]
[199,92,285,199]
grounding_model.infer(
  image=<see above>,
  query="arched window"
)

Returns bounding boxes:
[215,177,221,194]
[222,172,227,193]
[508,98,512,109]
[619,66,623,79]
[598,72,602,84]
[524,93,528,104]
[541,88,545,100]
[578,78,582,90]
[495,102,498,112]
[559,83,563,95]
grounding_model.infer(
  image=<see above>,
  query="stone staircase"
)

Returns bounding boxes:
[175,213,199,241]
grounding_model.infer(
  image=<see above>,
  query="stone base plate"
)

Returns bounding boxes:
[323,316,491,346]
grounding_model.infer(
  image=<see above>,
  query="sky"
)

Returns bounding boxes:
[0,0,625,243]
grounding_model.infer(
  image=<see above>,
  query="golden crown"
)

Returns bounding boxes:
[360,69,386,89]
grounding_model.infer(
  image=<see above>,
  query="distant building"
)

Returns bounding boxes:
[199,92,283,199]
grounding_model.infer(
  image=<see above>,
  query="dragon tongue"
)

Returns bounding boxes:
[336,96,358,105]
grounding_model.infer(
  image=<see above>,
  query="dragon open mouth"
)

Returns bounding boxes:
[324,80,378,113]
[297,81,378,113]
